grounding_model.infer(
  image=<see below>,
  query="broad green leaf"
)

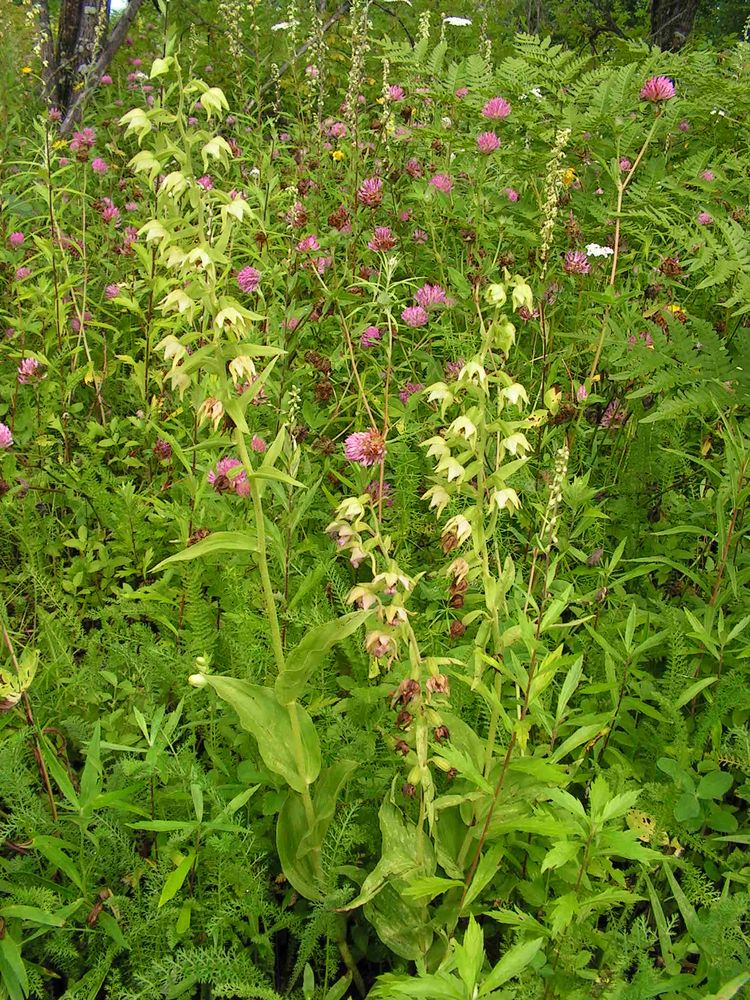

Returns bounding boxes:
[277,760,356,900]
[541,841,579,872]
[480,936,544,994]
[152,531,257,571]
[401,876,463,902]
[0,905,65,927]
[463,843,504,910]
[32,837,84,890]
[98,911,129,948]
[201,677,320,791]
[343,795,435,911]
[276,612,371,704]
[455,916,484,992]
[79,723,102,808]
[159,849,195,907]
[696,770,732,800]
[277,790,319,900]
[323,973,353,1000]
[364,882,433,961]
[674,676,718,709]
[0,933,28,1000]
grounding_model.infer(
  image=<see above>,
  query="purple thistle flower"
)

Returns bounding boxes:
[429,173,453,194]
[368,227,398,252]
[208,457,250,496]
[153,438,172,461]
[296,234,320,252]
[476,131,500,154]
[366,479,394,506]
[415,283,448,310]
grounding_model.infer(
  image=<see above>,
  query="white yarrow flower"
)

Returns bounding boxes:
[586,243,614,258]
[443,15,472,26]
[271,20,293,31]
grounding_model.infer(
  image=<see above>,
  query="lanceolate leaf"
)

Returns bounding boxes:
[201,676,320,791]
[276,611,371,704]
[152,531,257,571]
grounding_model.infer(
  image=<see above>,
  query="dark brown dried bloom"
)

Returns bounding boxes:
[314,378,333,403]
[396,710,413,730]
[314,436,336,455]
[391,678,420,709]
[433,725,450,744]
[449,619,466,639]
[394,740,410,756]
[188,528,211,546]
[586,548,604,567]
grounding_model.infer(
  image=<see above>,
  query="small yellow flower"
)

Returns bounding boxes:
[376,96,385,105]
[561,167,577,187]
[331,149,345,161]
[21,66,33,75]
[53,139,68,149]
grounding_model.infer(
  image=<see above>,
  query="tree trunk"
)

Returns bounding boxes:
[32,0,147,128]
[650,0,699,50]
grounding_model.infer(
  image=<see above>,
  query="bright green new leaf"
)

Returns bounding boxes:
[152,531,257,571]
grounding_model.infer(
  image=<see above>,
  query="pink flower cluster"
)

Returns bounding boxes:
[17,357,43,384]
[0,422,12,449]
[69,127,96,152]
[368,227,397,252]
[399,382,424,404]
[564,250,591,275]
[482,96,512,119]
[357,176,383,208]
[429,173,453,194]
[476,131,500,154]
[360,326,381,348]
[208,457,250,497]
[237,266,261,292]
[640,76,675,102]
[344,429,386,467]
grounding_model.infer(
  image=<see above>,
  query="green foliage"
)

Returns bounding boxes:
[1,5,749,1000]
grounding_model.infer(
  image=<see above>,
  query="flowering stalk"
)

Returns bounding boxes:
[589,117,659,380]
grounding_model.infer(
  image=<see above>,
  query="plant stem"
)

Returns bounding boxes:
[235,430,286,676]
